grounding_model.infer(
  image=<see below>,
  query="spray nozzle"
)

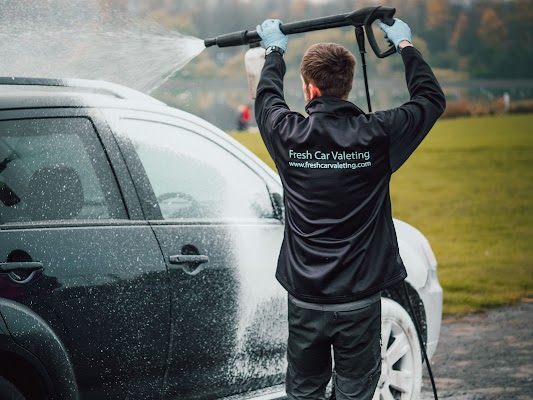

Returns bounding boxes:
[204,30,260,48]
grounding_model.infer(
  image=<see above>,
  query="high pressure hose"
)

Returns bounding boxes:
[403,281,439,400]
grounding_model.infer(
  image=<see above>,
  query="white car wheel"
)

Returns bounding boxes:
[373,298,423,400]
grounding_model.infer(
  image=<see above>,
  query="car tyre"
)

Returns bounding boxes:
[373,298,423,400]
[0,376,26,400]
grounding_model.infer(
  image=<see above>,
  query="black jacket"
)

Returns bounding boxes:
[255,46,445,304]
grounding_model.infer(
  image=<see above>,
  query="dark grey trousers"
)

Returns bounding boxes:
[286,296,381,400]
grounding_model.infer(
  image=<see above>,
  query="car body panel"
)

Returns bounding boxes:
[0,225,171,399]
[393,219,443,359]
[0,109,171,398]
[153,222,287,399]
[102,109,288,398]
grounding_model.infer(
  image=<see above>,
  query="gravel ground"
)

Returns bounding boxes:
[420,301,533,400]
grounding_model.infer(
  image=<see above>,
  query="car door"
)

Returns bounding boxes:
[0,109,170,399]
[104,109,288,399]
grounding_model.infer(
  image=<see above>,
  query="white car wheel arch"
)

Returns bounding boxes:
[373,298,423,400]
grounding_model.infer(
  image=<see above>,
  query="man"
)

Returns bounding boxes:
[254,18,445,400]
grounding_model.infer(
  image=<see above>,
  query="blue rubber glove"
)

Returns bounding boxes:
[377,18,412,53]
[256,19,288,52]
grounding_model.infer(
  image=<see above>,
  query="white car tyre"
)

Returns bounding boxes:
[373,298,423,400]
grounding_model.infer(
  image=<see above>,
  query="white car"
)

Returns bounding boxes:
[0,77,442,400]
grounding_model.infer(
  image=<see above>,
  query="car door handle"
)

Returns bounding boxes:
[168,255,209,265]
[168,254,209,276]
[0,261,44,273]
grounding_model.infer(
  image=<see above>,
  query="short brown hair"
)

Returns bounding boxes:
[300,43,356,100]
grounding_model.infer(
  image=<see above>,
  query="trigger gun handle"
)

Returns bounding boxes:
[348,6,397,59]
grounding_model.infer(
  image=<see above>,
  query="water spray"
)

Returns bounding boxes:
[204,6,397,112]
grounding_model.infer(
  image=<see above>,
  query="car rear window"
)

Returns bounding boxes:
[0,117,126,224]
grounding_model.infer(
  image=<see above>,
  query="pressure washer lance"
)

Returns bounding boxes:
[204,6,396,110]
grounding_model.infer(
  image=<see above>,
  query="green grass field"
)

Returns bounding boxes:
[230,114,533,314]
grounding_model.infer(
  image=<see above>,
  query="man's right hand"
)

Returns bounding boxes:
[377,18,412,53]
[256,19,288,52]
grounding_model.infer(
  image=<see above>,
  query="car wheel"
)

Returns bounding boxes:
[0,376,26,400]
[373,298,423,400]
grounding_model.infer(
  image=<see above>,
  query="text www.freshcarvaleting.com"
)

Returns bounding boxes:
[288,160,372,170]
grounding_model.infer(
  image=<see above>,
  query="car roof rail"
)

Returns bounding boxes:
[0,77,165,106]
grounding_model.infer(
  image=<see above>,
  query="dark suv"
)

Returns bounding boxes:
[0,78,442,400]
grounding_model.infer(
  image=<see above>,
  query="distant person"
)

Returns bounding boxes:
[237,104,251,131]
[503,92,510,113]
[254,17,445,400]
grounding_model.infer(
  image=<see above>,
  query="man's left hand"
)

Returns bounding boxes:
[377,18,412,53]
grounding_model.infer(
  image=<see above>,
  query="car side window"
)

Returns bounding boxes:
[116,119,275,220]
[0,118,126,224]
